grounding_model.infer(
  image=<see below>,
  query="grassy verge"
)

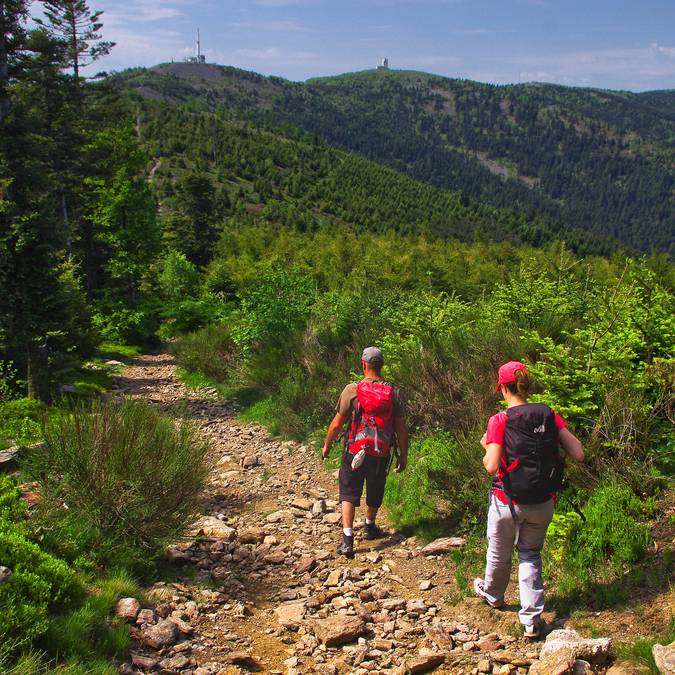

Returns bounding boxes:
[614,616,675,674]
[0,344,207,672]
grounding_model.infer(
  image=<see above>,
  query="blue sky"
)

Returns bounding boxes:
[93,0,675,91]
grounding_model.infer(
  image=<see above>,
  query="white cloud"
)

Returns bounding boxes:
[231,46,318,61]
[650,42,675,58]
[491,44,675,90]
[252,0,318,6]
[230,19,315,32]
[101,0,190,26]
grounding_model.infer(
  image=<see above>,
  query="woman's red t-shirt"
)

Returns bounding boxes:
[486,409,566,505]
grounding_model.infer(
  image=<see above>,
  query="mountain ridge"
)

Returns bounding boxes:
[111,62,675,254]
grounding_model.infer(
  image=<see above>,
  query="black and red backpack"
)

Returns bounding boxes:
[494,403,565,504]
[345,381,395,457]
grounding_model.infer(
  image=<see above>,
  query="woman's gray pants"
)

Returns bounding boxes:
[482,493,554,626]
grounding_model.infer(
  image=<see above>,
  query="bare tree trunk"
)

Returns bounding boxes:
[69,10,79,79]
[26,339,50,402]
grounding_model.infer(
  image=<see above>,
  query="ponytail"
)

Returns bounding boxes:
[505,369,533,398]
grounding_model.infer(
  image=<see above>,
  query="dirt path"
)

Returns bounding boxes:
[114,354,664,675]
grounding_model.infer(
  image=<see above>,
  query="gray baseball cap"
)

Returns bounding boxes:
[361,346,384,364]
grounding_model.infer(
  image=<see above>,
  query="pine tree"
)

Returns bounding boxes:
[37,0,113,79]
[0,0,28,120]
[0,21,93,400]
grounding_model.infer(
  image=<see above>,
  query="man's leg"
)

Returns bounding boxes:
[337,451,364,557]
[365,505,378,522]
[342,500,356,530]
[363,456,387,539]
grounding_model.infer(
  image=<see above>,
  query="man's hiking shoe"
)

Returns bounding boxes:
[473,578,504,609]
[363,522,385,540]
[337,534,354,558]
[524,623,541,639]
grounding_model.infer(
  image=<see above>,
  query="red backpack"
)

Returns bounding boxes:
[346,381,396,457]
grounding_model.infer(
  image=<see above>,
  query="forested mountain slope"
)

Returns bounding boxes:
[114,64,675,254]
[137,102,611,255]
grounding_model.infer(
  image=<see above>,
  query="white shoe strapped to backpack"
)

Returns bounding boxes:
[351,449,366,470]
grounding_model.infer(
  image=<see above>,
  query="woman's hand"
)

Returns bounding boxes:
[480,433,488,450]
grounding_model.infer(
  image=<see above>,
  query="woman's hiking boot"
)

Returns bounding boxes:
[337,533,354,558]
[524,622,542,639]
[473,578,504,609]
[363,521,385,540]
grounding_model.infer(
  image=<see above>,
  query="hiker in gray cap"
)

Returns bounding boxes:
[322,347,408,558]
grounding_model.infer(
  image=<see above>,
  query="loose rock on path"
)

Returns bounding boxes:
[114,354,617,675]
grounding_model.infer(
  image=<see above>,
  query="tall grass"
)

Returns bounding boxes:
[26,399,211,572]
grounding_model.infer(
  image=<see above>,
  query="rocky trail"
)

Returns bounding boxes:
[112,354,666,675]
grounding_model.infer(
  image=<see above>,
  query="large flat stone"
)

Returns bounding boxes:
[406,649,446,673]
[274,601,306,628]
[653,641,675,675]
[310,615,365,647]
[421,537,466,554]
[142,618,178,649]
[540,629,612,665]
[199,516,236,540]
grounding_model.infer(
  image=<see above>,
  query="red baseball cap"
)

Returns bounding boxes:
[496,361,527,392]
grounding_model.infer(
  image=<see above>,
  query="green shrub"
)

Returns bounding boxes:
[159,250,200,302]
[92,307,158,346]
[0,398,45,444]
[26,399,211,572]
[0,478,81,649]
[384,433,488,536]
[0,360,18,401]
[172,323,237,382]
[159,295,229,340]
[573,485,653,572]
[548,485,653,602]
[231,270,315,358]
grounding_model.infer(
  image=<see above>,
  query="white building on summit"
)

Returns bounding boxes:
[377,57,389,70]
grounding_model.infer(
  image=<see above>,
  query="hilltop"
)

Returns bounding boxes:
[112,63,675,254]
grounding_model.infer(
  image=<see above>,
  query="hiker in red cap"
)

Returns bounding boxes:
[474,361,585,638]
[322,347,408,558]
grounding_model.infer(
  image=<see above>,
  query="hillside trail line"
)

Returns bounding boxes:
[115,353,662,674]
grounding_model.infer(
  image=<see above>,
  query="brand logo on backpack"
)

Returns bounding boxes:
[494,404,565,504]
[347,381,395,459]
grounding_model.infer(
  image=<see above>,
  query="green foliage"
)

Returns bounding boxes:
[0,360,19,401]
[0,398,45,444]
[91,306,158,346]
[26,399,211,572]
[44,571,139,660]
[233,270,315,353]
[575,486,653,571]
[615,615,675,674]
[171,323,236,382]
[0,477,81,650]
[158,251,228,339]
[158,250,200,302]
[547,485,654,602]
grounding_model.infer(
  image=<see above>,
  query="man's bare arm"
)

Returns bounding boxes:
[322,412,348,459]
